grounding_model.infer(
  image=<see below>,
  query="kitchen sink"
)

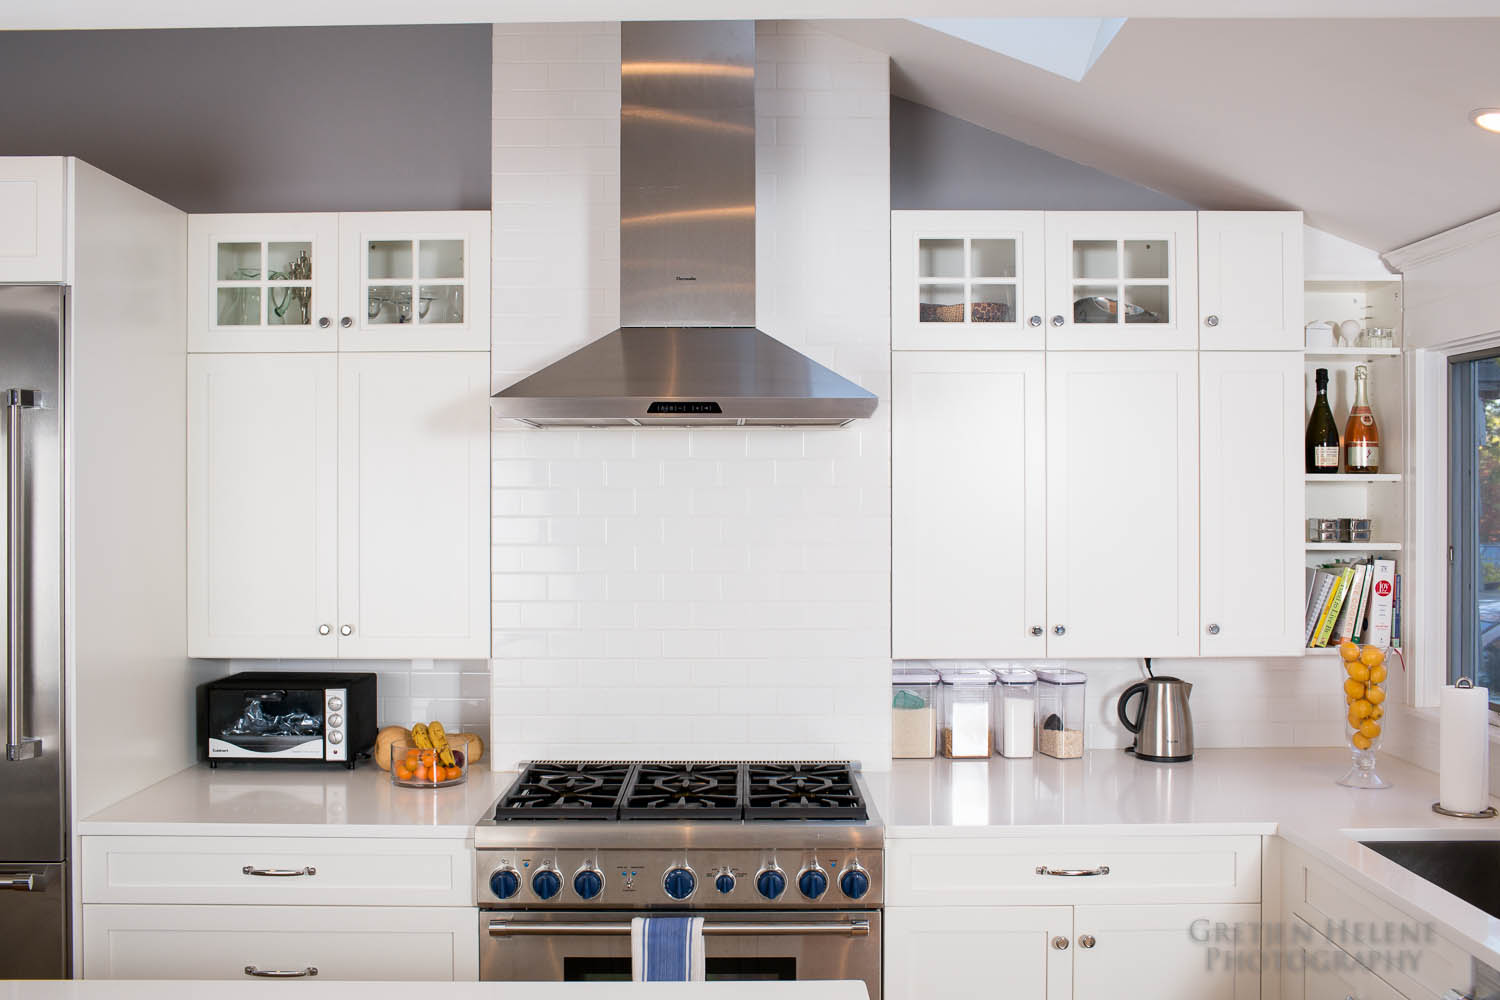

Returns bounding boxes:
[1360,840,1500,920]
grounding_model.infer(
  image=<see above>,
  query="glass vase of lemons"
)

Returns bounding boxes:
[1337,641,1391,789]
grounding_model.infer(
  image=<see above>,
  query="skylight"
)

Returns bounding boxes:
[910,17,1127,82]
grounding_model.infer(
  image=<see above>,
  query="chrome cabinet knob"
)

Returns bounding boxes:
[1207,623,1220,635]
[1050,315,1065,327]
[1028,315,1042,327]
[1030,626,1044,637]
[318,624,331,635]
[339,316,353,329]
[1204,315,1220,327]
[1052,936,1069,951]
[1079,934,1096,949]
[339,625,353,636]
[317,317,331,329]
[1053,625,1066,636]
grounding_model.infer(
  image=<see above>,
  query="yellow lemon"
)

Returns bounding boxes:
[1348,710,1363,728]
[1339,640,1361,662]
[1359,720,1382,740]
[1350,699,1373,720]
[1352,732,1373,750]
[1359,645,1385,668]
[1369,665,1387,684]
[1366,685,1386,705]
[1371,705,1384,720]
[1343,678,1367,700]
[1346,663,1370,682]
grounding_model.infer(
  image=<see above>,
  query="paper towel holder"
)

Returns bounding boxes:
[1433,680,1498,818]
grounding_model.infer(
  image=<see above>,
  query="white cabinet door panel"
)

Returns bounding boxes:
[1046,351,1198,656]
[0,157,67,282]
[188,354,338,658]
[1201,352,1304,655]
[83,905,477,981]
[1198,211,1303,350]
[337,353,490,658]
[893,351,1047,658]
[1283,915,1409,1000]
[885,906,1071,1000]
[1073,903,1261,1000]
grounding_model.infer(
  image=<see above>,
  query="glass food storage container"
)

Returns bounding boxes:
[992,667,1037,758]
[940,668,996,758]
[891,667,941,759]
[1036,667,1087,759]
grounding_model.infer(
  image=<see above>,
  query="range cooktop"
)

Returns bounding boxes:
[489,760,869,823]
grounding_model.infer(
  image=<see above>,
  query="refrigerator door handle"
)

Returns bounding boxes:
[1,874,39,891]
[6,388,41,763]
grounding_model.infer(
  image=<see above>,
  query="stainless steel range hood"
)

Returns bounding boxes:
[490,20,878,428]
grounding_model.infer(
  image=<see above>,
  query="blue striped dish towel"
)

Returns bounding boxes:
[630,916,706,982]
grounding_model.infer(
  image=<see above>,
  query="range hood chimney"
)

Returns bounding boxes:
[490,21,878,428]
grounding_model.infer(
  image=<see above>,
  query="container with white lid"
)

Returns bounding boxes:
[891,667,941,759]
[992,667,1037,758]
[1035,667,1087,759]
[939,667,996,758]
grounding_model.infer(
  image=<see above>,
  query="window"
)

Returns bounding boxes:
[1449,350,1500,709]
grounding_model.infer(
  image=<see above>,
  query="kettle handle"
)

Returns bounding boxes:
[1117,682,1149,735]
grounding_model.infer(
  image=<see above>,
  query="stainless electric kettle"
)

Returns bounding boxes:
[1117,676,1194,762]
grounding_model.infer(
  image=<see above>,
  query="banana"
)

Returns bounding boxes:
[410,723,434,750]
[428,720,456,767]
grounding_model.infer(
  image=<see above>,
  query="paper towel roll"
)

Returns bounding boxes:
[1439,682,1492,814]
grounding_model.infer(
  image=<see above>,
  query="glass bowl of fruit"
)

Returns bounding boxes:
[388,722,468,788]
[1337,641,1390,789]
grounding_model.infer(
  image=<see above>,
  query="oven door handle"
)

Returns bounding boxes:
[487,919,870,938]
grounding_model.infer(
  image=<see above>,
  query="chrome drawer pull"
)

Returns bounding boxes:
[488,920,868,938]
[1,874,38,891]
[245,966,318,978]
[1035,865,1110,877]
[242,866,317,877]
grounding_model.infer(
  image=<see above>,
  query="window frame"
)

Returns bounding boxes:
[1447,346,1500,712]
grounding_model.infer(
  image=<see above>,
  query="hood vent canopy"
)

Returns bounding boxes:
[490,20,878,428]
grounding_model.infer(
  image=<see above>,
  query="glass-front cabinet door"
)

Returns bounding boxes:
[1044,211,1198,350]
[188,214,340,352]
[892,211,1046,350]
[337,211,491,352]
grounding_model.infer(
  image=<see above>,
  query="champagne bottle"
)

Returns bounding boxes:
[1306,367,1340,474]
[1345,365,1380,474]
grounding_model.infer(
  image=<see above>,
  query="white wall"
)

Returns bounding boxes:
[489,21,891,769]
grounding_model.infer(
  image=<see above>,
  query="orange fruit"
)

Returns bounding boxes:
[1352,732,1372,750]
[1359,645,1385,668]
[1369,665,1387,684]
[1371,705,1384,720]
[1359,720,1382,740]
[395,765,414,781]
[1350,699,1373,721]
[1343,678,1366,700]
[1339,641,1361,662]
[1346,663,1370,682]
[1366,685,1386,705]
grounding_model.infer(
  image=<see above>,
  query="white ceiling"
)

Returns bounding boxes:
[827,17,1500,251]
[5,0,1498,29]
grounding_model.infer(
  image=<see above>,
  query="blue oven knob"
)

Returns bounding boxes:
[489,867,520,900]
[714,871,736,895]
[574,869,604,900]
[839,868,870,900]
[663,867,696,900]
[532,869,562,901]
[798,867,828,900]
[756,868,786,900]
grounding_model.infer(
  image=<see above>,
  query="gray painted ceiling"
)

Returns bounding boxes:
[829,17,1500,252]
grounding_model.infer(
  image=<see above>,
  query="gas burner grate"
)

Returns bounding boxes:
[492,762,633,820]
[744,762,867,821]
[620,762,744,820]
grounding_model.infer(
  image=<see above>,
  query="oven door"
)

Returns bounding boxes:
[481,909,880,1000]
[205,686,327,760]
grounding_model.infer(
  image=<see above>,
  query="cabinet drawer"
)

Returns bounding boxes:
[1285,915,1409,1000]
[888,835,1261,905]
[82,836,472,906]
[83,904,477,981]
[1285,846,1468,1000]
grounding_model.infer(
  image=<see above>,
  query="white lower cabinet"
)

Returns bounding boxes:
[1282,916,1408,1000]
[83,904,477,981]
[1072,903,1261,1000]
[885,906,1072,1000]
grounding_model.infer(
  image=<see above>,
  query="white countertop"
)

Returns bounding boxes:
[78,763,515,839]
[3,984,868,999]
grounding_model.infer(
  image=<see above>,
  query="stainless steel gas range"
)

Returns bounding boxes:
[474,761,883,997]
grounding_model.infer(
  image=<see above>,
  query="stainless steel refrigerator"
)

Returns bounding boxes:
[0,284,68,978]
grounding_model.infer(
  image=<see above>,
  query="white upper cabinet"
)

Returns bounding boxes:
[188,214,341,353]
[892,211,1047,350]
[892,352,1047,659]
[1046,351,1199,657]
[338,211,490,352]
[0,157,68,283]
[1197,211,1304,350]
[189,211,490,353]
[1200,352,1305,656]
[1044,211,1198,350]
[336,353,491,659]
[188,353,339,658]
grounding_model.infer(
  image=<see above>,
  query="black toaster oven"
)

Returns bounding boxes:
[198,672,377,768]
